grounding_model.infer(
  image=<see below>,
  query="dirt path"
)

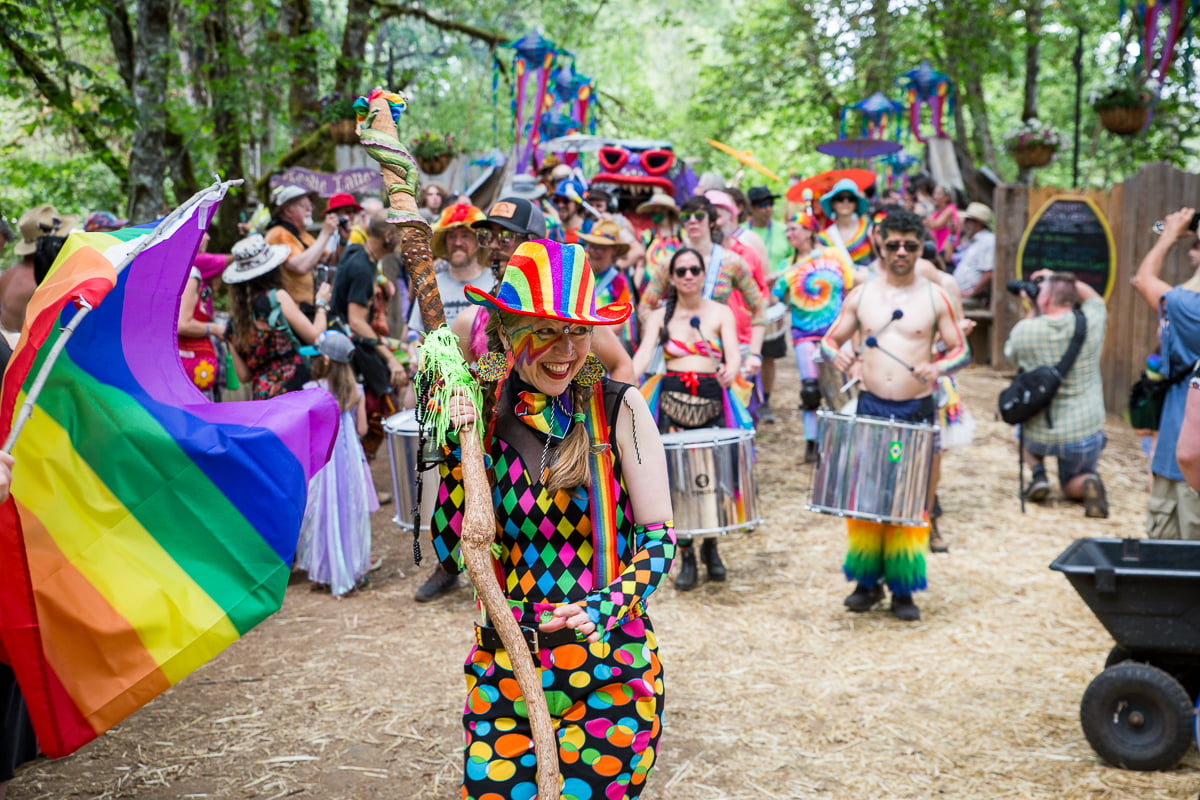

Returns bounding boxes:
[10,359,1200,799]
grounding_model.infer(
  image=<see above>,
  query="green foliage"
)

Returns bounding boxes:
[1091,70,1154,111]
[409,131,456,159]
[0,151,122,218]
[319,93,357,123]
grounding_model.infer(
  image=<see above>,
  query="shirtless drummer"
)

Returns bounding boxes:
[819,208,969,621]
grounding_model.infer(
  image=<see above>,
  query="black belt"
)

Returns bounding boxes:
[475,624,579,655]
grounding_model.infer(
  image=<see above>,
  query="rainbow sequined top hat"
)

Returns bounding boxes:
[465,239,633,325]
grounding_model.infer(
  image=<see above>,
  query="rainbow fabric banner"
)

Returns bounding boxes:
[0,186,339,758]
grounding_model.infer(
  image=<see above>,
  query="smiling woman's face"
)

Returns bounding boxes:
[504,316,594,396]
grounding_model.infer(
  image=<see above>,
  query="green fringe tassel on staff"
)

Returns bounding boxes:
[415,326,484,450]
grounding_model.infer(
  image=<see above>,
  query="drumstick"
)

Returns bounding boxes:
[863,337,928,383]
[855,309,903,356]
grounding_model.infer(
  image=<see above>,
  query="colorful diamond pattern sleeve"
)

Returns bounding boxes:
[585,521,676,634]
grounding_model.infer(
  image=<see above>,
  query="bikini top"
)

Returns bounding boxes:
[664,337,722,359]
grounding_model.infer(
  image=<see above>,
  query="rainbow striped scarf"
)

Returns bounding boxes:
[0,189,339,758]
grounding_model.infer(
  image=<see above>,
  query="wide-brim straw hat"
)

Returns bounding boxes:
[635,191,680,221]
[963,202,993,228]
[223,234,290,284]
[577,220,631,256]
[465,239,632,325]
[15,204,78,256]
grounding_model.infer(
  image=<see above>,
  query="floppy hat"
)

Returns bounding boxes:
[819,178,869,218]
[465,239,632,325]
[635,191,680,221]
[431,203,487,258]
[503,174,547,201]
[747,186,780,205]
[474,197,545,237]
[222,234,291,284]
[326,192,363,215]
[15,205,78,256]
[270,184,312,210]
[704,190,738,219]
[84,210,129,232]
[963,202,993,228]
[300,330,355,363]
[578,220,631,256]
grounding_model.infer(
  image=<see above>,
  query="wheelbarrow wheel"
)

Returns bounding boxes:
[1080,662,1194,771]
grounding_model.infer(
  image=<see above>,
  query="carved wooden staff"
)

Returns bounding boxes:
[357,89,560,799]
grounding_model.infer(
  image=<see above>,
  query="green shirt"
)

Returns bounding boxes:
[1004,297,1106,445]
[747,221,792,278]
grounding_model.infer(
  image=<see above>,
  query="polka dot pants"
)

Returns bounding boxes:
[460,617,664,800]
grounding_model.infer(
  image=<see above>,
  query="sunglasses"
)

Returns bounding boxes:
[754,200,775,208]
[680,211,708,222]
[832,194,857,203]
[673,265,704,277]
[884,241,922,253]
[476,229,522,247]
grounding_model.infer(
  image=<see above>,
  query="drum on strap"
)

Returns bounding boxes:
[383,409,441,532]
[807,410,937,527]
[764,302,789,343]
[662,427,761,536]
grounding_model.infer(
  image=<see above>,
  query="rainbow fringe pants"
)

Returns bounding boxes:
[843,518,928,595]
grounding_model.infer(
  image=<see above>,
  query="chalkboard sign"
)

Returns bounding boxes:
[1016,195,1115,299]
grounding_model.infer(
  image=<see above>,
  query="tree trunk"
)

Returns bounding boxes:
[128,0,170,223]
[205,0,246,253]
[335,0,373,94]
[1022,0,1043,121]
[99,0,134,92]
[281,0,320,147]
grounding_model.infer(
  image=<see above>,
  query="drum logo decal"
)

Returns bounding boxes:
[888,441,903,462]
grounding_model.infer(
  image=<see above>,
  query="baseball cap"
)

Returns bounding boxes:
[300,330,356,363]
[474,197,545,237]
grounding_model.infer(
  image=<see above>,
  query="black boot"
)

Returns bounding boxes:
[844,582,884,612]
[700,538,726,582]
[414,564,458,603]
[675,545,698,592]
[804,439,819,464]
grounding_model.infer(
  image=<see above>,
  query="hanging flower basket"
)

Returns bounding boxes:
[1012,144,1054,169]
[416,153,453,175]
[1098,106,1149,136]
[329,118,359,145]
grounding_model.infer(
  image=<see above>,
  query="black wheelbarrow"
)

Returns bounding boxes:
[1051,537,1200,771]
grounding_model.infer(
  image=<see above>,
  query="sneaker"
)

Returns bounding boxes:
[759,405,777,424]
[928,518,949,554]
[891,594,921,622]
[414,565,458,602]
[1024,469,1050,503]
[844,582,884,612]
[1083,475,1109,519]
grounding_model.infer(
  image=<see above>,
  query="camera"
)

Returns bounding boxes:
[1006,278,1042,300]
[337,216,350,231]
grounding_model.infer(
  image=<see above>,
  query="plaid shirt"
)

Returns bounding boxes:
[1004,297,1106,445]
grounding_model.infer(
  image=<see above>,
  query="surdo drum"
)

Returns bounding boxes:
[807,410,937,527]
[661,427,761,536]
[383,409,441,532]
[764,302,789,343]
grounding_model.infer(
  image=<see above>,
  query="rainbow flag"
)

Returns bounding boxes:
[0,187,339,758]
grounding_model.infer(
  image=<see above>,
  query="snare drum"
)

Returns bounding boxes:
[383,409,442,532]
[662,427,761,536]
[807,410,937,527]
[764,302,789,343]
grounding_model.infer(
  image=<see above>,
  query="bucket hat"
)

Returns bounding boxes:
[819,178,869,218]
[465,239,632,325]
[222,234,290,284]
[635,191,680,221]
[326,192,363,215]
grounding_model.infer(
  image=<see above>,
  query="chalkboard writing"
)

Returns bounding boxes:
[1016,196,1115,299]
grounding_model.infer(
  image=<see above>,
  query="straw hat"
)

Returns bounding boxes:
[222,234,290,284]
[635,191,680,221]
[465,240,632,325]
[963,202,993,228]
[15,205,78,256]
[577,220,631,256]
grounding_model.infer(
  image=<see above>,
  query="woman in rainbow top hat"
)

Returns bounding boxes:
[431,239,675,800]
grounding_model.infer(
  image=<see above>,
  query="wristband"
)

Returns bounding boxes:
[205,323,211,336]
[316,300,329,310]
[747,353,763,361]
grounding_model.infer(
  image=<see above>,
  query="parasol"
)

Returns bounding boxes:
[537,133,609,152]
[786,169,876,202]
[704,138,782,182]
[815,137,902,160]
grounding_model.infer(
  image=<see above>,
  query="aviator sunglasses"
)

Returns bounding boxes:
[884,241,922,253]
[673,264,704,277]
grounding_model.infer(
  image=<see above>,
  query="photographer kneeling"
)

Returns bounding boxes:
[1003,270,1109,517]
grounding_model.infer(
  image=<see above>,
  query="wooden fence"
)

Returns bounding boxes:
[988,162,1200,415]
